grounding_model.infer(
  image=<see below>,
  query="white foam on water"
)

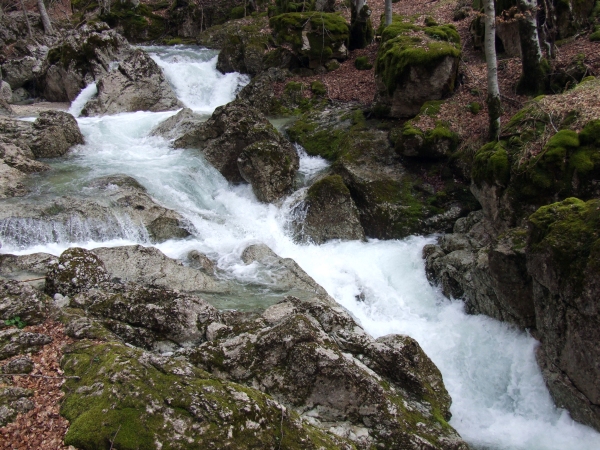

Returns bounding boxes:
[2,46,599,450]
[68,82,98,118]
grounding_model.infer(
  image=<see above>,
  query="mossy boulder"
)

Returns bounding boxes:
[526,197,600,431]
[471,116,600,231]
[291,174,365,244]
[285,105,475,238]
[237,139,300,203]
[173,101,296,188]
[61,340,354,450]
[214,16,281,76]
[185,295,469,449]
[270,12,350,69]
[0,279,51,326]
[374,15,461,118]
[397,102,459,161]
[45,248,110,298]
[99,0,167,42]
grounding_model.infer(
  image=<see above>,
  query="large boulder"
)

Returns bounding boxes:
[0,174,191,247]
[61,340,353,449]
[270,12,349,69]
[70,282,220,350]
[30,110,84,158]
[45,247,110,297]
[150,107,206,141]
[236,67,292,116]
[285,105,474,239]
[81,48,181,116]
[237,139,299,202]
[291,174,365,244]
[185,295,468,449]
[374,17,460,118]
[91,245,225,294]
[41,23,130,102]
[0,279,52,326]
[527,198,600,431]
[172,101,299,195]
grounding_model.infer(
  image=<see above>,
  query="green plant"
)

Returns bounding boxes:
[4,316,26,329]
[355,56,373,70]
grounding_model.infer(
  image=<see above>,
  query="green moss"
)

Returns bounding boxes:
[591,25,600,42]
[307,175,349,201]
[528,197,600,293]
[468,102,482,114]
[579,119,600,146]
[375,15,461,97]
[354,56,373,70]
[100,1,166,42]
[310,80,327,96]
[419,100,444,116]
[270,12,349,66]
[61,341,349,450]
[472,141,511,186]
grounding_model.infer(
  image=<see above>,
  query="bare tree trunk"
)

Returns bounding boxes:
[20,0,34,39]
[484,0,501,140]
[516,0,547,94]
[37,0,54,35]
[385,0,392,27]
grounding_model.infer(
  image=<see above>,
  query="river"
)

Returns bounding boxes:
[1,46,599,450]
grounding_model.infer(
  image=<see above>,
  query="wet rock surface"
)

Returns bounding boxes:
[0,174,191,245]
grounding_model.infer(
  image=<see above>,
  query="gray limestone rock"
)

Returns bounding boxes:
[0,279,51,325]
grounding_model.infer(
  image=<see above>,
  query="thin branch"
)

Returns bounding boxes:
[0,373,81,380]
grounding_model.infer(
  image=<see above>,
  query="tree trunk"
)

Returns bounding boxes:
[19,0,34,39]
[385,0,392,27]
[484,0,501,140]
[350,1,373,50]
[516,0,547,95]
[37,0,54,35]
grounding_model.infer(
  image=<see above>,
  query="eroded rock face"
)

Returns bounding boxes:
[41,23,129,102]
[31,111,84,158]
[0,280,51,326]
[71,282,220,350]
[81,48,181,116]
[237,139,299,203]
[184,295,468,449]
[61,340,354,449]
[172,101,299,195]
[150,107,206,141]
[0,174,191,246]
[0,386,34,427]
[292,175,365,244]
[0,328,52,360]
[91,245,225,294]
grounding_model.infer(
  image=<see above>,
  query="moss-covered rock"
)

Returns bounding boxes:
[61,340,353,449]
[374,15,461,118]
[45,248,110,298]
[184,295,468,449]
[292,174,365,243]
[471,115,600,230]
[270,12,350,69]
[0,279,51,326]
[526,197,600,431]
[285,105,475,238]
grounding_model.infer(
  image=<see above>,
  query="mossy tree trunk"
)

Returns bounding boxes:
[484,0,502,140]
[516,0,547,95]
[19,0,34,39]
[37,0,53,34]
[350,1,374,49]
[385,0,392,26]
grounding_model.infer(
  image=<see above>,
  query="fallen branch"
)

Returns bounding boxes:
[0,373,80,380]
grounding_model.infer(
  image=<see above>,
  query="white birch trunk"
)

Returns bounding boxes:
[484,0,501,140]
[385,0,392,27]
[37,0,54,35]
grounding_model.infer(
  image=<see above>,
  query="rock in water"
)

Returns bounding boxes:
[170,101,299,201]
[81,48,182,116]
[292,175,365,244]
[237,140,299,203]
[31,111,84,158]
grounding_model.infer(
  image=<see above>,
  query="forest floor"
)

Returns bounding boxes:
[275,0,600,152]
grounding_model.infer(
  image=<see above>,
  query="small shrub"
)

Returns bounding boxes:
[311,81,327,96]
[4,317,26,329]
[468,102,482,114]
[354,56,373,70]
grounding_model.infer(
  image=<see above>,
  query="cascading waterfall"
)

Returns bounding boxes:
[2,45,599,450]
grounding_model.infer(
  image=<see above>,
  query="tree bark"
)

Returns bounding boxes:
[484,0,501,141]
[516,0,547,95]
[19,0,34,40]
[37,0,54,35]
[385,0,392,27]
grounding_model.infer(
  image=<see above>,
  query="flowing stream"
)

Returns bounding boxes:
[2,46,600,450]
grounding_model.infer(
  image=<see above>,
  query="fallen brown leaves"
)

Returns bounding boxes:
[0,321,73,450]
